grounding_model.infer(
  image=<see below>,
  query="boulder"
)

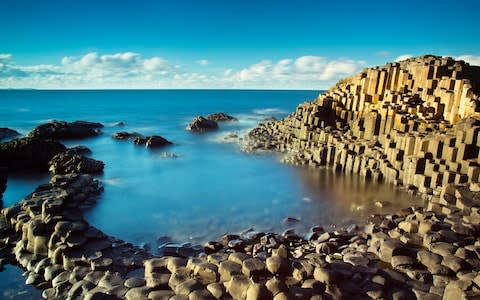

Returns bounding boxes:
[146,136,172,148]
[206,113,237,122]
[48,153,104,174]
[0,137,66,171]
[186,116,218,132]
[113,132,143,140]
[0,128,20,141]
[28,120,102,139]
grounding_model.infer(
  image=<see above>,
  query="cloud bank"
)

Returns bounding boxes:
[1,52,478,89]
[0,52,367,89]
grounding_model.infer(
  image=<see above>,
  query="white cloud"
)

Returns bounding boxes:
[143,57,170,72]
[456,55,480,66]
[0,52,365,89]
[226,56,365,88]
[196,59,209,66]
[395,54,413,62]
[0,54,12,61]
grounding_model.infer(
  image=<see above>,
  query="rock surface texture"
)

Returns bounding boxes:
[0,137,67,171]
[28,120,103,139]
[247,55,480,196]
[206,113,237,122]
[186,116,219,132]
[0,128,20,141]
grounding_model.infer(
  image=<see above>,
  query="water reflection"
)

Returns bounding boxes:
[0,265,42,300]
[292,166,425,229]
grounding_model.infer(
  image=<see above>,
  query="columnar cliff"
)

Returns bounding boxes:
[248,55,480,196]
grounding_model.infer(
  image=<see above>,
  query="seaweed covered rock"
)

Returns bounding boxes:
[48,153,104,174]
[0,137,66,171]
[186,116,218,132]
[28,120,103,139]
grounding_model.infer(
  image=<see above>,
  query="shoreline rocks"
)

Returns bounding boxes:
[1,56,480,298]
[206,113,237,122]
[28,120,103,139]
[0,128,20,141]
[114,132,173,148]
[246,55,480,198]
[48,152,104,174]
[0,137,67,171]
[186,116,219,132]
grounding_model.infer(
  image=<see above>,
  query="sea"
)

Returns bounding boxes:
[0,89,423,298]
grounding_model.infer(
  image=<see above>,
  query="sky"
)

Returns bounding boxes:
[0,0,479,89]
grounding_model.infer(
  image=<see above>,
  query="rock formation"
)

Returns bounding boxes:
[48,152,104,175]
[0,128,20,141]
[28,120,103,139]
[248,55,480,196]
[0,137,66,171]
[206,113,237,122]
[186,116,219,131]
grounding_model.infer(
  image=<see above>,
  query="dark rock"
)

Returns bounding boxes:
[186,116,218,132]
[0,137,66,171]
[113,132,143,140]
[28,120,102,139]
[48,153,104,174]
[66,145,92,155]
[206,113,237,122]
[133,137,148,145]
[146,136,172,148]
[0,128,20,141]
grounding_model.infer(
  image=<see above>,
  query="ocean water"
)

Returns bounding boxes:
[0,89,425,243]
[0,90,423,295]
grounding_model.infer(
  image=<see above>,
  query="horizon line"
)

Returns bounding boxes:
[0,87,324,92]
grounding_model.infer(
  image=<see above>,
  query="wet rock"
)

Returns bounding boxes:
[186,116,218,132]
[0,137,66,171]
[48,152,104,174]
[29,120,102,139]
[113,131,143,140]
[0,128,20,141]
[206,113,237,122]
[146,135,172,148]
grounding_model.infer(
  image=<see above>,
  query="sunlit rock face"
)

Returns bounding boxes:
[247,55,480,195]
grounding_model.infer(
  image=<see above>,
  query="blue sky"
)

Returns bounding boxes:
[1,0,479,89]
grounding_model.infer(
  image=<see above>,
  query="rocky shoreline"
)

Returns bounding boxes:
[1,57,480,299]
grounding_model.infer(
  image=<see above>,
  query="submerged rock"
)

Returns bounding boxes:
[0,137,66,171]
[48,153,104,174]
[206,113,237,122]
[0,128,20,141]
[186,116,218,132]
[28,120,103,139]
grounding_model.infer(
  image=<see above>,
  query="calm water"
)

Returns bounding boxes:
[0,89,424,242]
[0,90,423,296]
